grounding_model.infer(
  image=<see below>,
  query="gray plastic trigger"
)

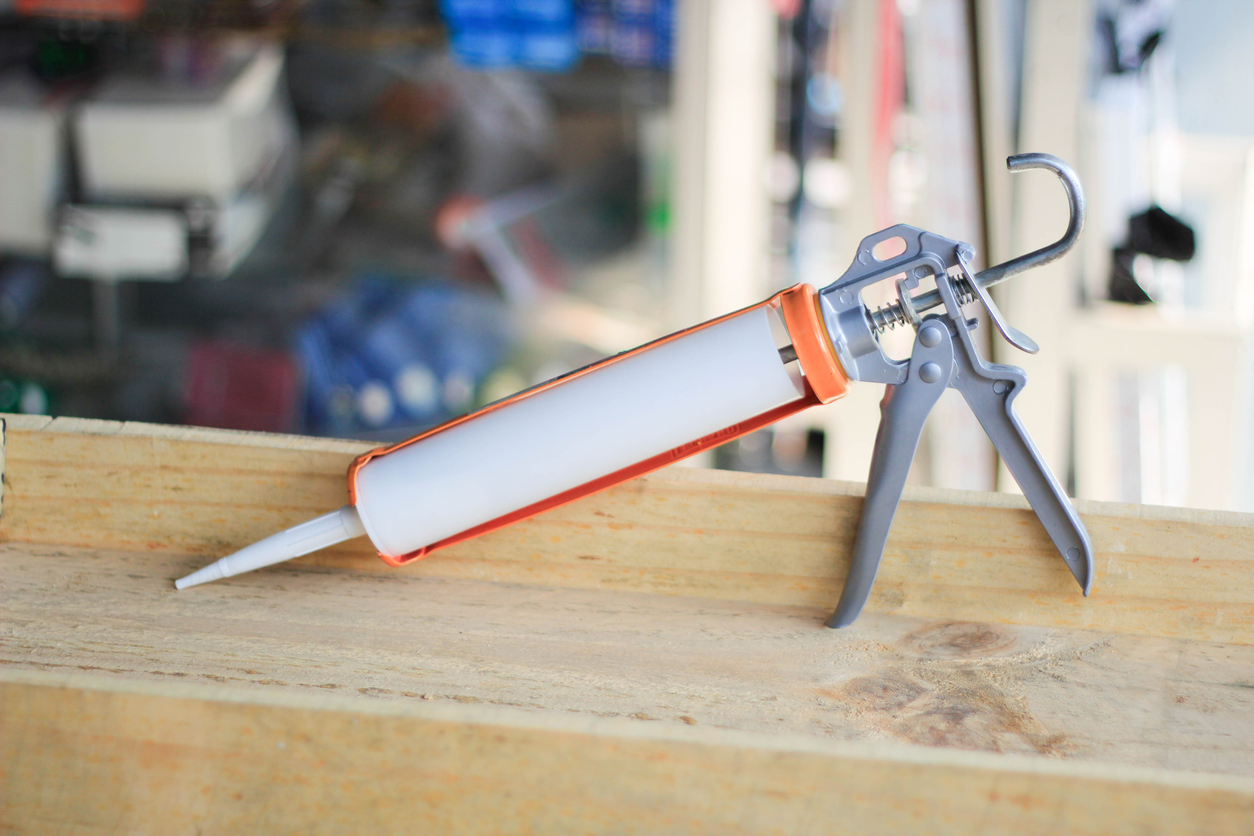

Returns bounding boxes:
[827,319,955,628]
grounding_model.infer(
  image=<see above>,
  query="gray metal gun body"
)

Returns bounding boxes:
[817,154,1093,628]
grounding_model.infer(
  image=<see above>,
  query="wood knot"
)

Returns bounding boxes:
[897,621,1018,660]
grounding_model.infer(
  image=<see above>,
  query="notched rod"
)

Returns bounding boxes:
[872,153,1085,327]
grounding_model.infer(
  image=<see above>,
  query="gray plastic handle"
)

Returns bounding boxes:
[826,317,1093,629]
[826,322,954,628]
[948,324,1093,595]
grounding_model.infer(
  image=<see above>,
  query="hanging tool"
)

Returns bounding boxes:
[176,153,1093,629]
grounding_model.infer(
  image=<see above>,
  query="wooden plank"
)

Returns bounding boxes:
[4,668,1253,836]
[4,417,1254,831]
[1,415,1252,643]
[5,541,1254,776]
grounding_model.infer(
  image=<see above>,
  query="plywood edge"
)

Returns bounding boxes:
[3,668,1253,835]
[5,412,1251,545]
[3,415,1252,645]
[0,412,372,455]
[7,412,1250,529]
[4,416,1248,526]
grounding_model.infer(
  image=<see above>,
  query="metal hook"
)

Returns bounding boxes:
[884,153,1085,321]
[975,153,1086,289]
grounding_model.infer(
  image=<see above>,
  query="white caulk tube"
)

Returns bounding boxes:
[175,289,849,589]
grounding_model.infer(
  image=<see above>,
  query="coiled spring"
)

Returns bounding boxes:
[868,272,979,334]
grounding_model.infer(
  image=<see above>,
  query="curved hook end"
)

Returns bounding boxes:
[976,153,1086,287]
[1006,152,1075,177]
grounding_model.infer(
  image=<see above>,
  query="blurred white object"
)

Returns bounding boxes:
[57,41,295,280]
[0,75,65,254]
[74,42,288,201]
[54,186,280,281]
[54,206,188,281]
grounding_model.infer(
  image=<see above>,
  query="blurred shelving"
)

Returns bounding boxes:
[0,0,684,446]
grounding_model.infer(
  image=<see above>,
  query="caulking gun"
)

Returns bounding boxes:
[177,153,1093,628]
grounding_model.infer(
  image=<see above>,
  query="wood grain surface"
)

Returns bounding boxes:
[4,541,1253,776]
[4,666,1254,836]
[2,414,1252,643]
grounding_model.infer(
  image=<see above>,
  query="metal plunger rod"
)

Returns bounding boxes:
[869,153,1085,331]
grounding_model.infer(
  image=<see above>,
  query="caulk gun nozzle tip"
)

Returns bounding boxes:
[174,562,226,591]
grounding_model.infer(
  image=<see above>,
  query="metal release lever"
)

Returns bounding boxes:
[956,247,1039,354]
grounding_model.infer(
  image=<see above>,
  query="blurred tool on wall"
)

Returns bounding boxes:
[0,0,670,457]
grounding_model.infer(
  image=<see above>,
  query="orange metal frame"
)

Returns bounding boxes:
[346,283,848,567]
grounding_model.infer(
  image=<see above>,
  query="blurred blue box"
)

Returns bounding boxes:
[441,0,579,71]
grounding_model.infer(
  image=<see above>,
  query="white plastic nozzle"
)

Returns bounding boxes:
[175,505,366,590]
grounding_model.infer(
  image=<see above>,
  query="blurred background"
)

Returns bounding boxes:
[0,0,1250,512]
